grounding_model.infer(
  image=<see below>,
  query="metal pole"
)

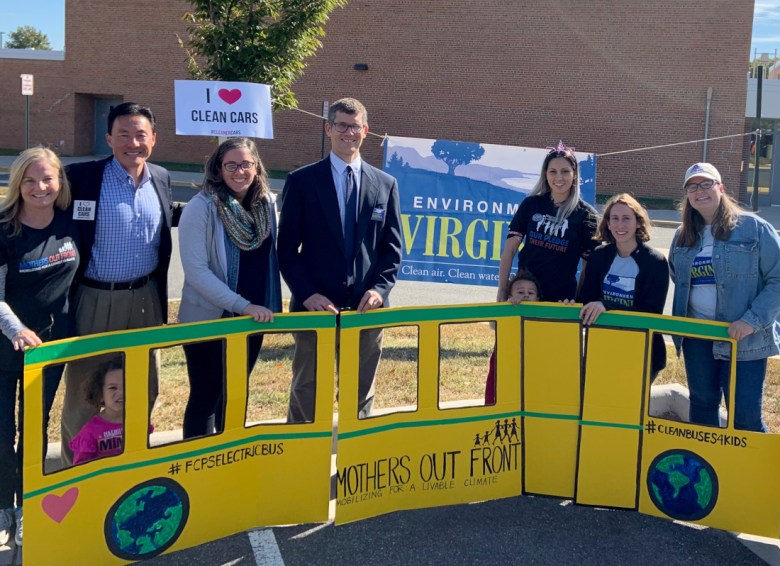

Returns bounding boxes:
[0,32,4,49]
[702,87,712,161]
[25,95,30,149]
[320,100,328,159]
[752,66,763,212]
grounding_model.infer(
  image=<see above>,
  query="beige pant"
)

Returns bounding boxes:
[60,280,162,465]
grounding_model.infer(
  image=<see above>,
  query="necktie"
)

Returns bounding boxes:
[344,166,358,278]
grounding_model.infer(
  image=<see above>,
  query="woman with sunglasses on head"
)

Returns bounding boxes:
[497,142,599,303]
[576,193,669,381]
[669,163,780,432]
[178,138,282,438]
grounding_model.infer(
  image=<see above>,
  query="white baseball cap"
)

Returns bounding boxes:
[683,163,722,187]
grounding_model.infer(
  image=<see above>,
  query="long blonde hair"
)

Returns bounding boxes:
[528,146,581,222]
[676,186,744,248]
[0,147,71,237]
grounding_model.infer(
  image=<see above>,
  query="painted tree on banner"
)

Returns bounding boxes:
[431,140,486,175]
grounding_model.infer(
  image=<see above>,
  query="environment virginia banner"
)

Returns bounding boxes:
[383,137,596,286]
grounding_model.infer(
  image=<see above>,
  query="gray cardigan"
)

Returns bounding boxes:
[178,189,282,324]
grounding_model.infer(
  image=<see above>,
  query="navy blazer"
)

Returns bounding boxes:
[65,157,180,322]
[277,156,403,311]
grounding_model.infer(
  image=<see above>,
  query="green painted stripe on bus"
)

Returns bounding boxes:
[338,411,523,439]
[340,410,582,439]
[591,312,729,339]
[339,303,583,328]
[581,420,643,431]
[24,313,336,365]
[339,304,730,340]
[23,428,332,499]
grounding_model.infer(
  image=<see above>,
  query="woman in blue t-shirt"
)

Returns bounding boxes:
[669,163,780,432]
[576,193,669,380]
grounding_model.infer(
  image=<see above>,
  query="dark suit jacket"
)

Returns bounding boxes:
[65,157,181,322]
[277,156,403,311]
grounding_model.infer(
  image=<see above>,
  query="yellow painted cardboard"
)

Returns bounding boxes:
[23,314,335,564]
[22,303,780,561]
[522,317,581,497]
[335,305,525,524]
[576,327,646,508]
[575,312,780,539]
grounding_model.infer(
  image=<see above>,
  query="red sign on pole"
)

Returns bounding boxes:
[21,74,34,96]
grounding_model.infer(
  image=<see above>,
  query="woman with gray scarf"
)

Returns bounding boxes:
[178,138,282,438]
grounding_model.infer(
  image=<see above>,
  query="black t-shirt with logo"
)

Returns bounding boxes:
[508,195,598,302]
[0,208,80,334]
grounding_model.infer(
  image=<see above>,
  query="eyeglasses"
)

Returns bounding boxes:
[223,161,255,172]
[330,121,365,134]
[685,179,718,193]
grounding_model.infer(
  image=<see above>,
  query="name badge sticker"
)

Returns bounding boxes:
[73,200,96,221]
[371,207,385,222]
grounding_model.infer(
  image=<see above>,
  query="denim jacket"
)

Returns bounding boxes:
[668,213,780,360]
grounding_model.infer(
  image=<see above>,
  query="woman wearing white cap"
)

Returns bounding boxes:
[668,162,780,432]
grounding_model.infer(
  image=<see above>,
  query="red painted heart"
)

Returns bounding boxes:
[218,89,242,105]
[41,487,79,523]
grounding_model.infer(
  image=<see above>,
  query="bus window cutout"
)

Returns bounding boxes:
[246,331,295,426]
[152,341,215,446]
[366,325,419,418]
[650,336,734,429]
[438,322,494,409]
[42,362,66,474]
[59,353,128,468]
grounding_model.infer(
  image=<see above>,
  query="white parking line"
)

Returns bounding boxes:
[248,529,285,566]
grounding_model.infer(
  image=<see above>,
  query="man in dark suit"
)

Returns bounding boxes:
[278,97,402,423]
[60,102,181,464]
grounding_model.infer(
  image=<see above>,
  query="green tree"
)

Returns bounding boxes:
[180,0,347,109]
[5,25,52,50]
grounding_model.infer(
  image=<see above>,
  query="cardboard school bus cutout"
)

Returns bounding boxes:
[23,303,780,563]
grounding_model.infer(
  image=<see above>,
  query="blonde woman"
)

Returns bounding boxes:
[0,148,79,546]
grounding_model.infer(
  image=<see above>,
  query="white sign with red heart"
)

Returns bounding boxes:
[174,80,273,138]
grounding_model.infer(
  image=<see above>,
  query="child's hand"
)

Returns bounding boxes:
[559,299,577,305]
[580,301,606,325]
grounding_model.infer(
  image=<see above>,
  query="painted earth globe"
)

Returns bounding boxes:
[647,450,718,521]
[105,478,189,560]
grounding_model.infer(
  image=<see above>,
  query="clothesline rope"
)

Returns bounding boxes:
[280,102,756,156]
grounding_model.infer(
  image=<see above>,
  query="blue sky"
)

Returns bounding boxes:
[0,1,778,57]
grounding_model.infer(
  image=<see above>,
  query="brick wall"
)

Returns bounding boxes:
[0,0,753,200]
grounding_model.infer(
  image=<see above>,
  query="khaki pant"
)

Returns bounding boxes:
[60,280,162,465]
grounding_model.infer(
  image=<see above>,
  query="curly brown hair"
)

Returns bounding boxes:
[82,355,124,411]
